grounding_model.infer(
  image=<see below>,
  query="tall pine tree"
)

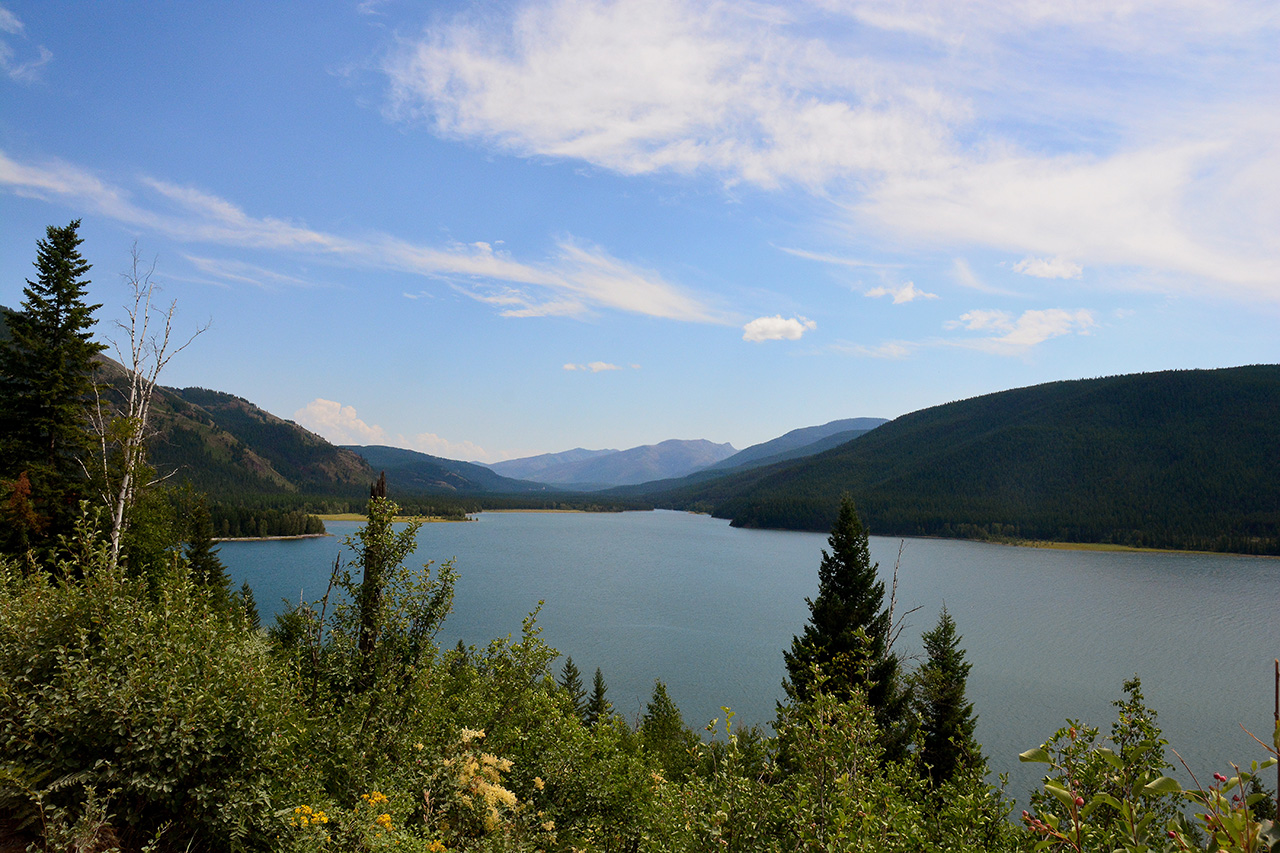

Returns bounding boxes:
[586,667,611,726]
[913,605,980,785]
[0,221,104,555]
[184,495,231,612]
[558,656,587,721]
[783,494,909,755]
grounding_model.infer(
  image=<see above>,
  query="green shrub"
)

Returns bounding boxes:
[0,509,305,850]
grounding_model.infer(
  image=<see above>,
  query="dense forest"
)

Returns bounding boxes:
[646,366,1280,554]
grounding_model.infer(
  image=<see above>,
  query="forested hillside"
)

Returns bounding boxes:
[653,366,1280,553]
[145,384,373,499]
[344,444,548,494]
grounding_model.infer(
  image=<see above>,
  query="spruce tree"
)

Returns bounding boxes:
[639,680,698,781]
[558,656,587,721]
[586,667,611,726]
[0,221,104,555]
[238,580,261,631]
[783,494,908,753]
[184,496,231,611]
[914,605,980,785]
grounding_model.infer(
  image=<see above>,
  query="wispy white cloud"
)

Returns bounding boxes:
[384,0,953,190]
[563,361,629,372]
[0,149,724,324]
[835,340,915,359]
[0,5,51,83]
[952,258,1021,297]
[944,307,1096,355]
[1013,256,1083,279]
[383,0,1280,301]
[865,281,937,303]
[743,314,816,342]
[183,255,320,289]
[0,6,23,34]
[776,246,900,269]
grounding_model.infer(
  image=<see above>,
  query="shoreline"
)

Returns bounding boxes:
[480,508,585,514]
[314,513,471,523]
[213,533,331,542]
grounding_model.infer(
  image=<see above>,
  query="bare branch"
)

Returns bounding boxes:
[94,246,207,571]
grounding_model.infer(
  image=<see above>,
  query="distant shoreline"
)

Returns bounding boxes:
[213,533,331,542]
[1005,538,1279,558]
[314,513,472,523]
[480,508,585,514]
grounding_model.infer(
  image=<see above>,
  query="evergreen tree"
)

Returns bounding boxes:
[639,680,698,781]
[783,494,909,754]
[914,605,980,785]
[184,496,231,611]
[238,580,261,631]
[0,221,104,555]
[558,656,587,721]
[586,667,611,726]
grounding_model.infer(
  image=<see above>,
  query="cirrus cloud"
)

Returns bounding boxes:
[0,149,725,324]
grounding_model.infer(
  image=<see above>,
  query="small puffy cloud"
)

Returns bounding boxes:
[1013,256,1084,279]
[293,398,387,445]
[743,315,816,342]
[294,398,496,462]
[563,361,628,372]
[946,308,1095,354]
[404,431,490,462]
[865,281,938,303]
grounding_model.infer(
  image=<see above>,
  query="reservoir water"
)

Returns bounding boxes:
[219,509,1280,799]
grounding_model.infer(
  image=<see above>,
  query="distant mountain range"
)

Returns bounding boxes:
[707,417,887,472]
[645,366,1280,554]
[485,439,738,490]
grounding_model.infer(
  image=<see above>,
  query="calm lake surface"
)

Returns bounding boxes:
[219,509,1280,798]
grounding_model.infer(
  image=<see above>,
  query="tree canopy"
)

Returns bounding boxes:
[0,220,104,555]
[783,494,908,754]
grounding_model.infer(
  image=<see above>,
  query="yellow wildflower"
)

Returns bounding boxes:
[459,727,485,743]
[375,813,393,830]
[533,776,545,790]
[542,820,555,831]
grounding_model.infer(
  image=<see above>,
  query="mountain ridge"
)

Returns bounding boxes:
[647,365,1280,554]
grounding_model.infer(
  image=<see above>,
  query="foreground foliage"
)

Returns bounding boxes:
[1,498,1275,852]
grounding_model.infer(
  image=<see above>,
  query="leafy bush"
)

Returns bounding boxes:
[0,508,305,850]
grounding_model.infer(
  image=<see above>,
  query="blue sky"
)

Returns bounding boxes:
[2,1,1277,462]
